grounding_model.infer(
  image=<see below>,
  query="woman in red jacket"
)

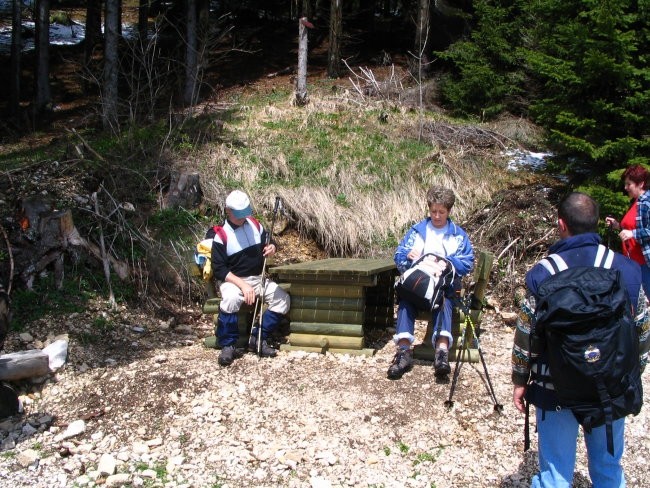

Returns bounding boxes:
[605,164,650,296]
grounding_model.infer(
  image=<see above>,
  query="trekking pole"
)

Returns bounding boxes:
[249,196,282,357]
[605,216,614,249]
[445,295,469,409]
[445,295,503,412]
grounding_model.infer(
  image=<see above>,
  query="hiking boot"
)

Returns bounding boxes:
[248,336,278,357]
[434,348,451,377]
[218,345,238,366]
[387,348,413,380]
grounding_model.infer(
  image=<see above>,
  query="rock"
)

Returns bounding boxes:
[0,419,15,432]
[310,476,333,488]
[19,333,34,343]
[132,441,150,454]
[17,448,39,467]
[42,339,68,371]
[141,469,157,478]
[105,473,131,486]
[21,423,38,437]
[58,419,85,440]
[500,311,518,325]
[97,453,117,475]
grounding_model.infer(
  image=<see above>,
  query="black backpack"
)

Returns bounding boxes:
[395,253,456,311]
[531,245,643,455]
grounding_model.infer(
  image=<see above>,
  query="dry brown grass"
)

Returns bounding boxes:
[183,82,536,257]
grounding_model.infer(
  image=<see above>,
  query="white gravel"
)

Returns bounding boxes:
[1,307,649,488]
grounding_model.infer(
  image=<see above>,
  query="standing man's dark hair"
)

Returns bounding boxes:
[558,192,599,235]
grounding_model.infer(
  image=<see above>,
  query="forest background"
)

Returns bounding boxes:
[0,2,649,486]
[0,0,649,348]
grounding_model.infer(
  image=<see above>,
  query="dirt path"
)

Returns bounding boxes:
[1,304,648,487]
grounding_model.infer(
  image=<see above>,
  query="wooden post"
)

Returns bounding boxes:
[295,17,312,106]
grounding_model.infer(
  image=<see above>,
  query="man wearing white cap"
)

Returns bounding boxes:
[209,190,290,366]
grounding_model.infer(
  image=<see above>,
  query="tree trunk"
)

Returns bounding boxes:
[103,0,120,131]
[301,0,312,19]
[0,285,8,351]
[10,0,22,118]
[198,0,210,43]
[162,171,203,209]
[34,0,51,115]
[138,0,149,40]
[295,17,310,106]
[183,0,199,107]
[327,0,342,78]
[413,0,431,77]
[85,0,102,66]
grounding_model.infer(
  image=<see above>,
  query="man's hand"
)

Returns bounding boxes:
[263,243,276,257]
[513,385,527,413]
[240,282,257,305]
[605,216,620,230]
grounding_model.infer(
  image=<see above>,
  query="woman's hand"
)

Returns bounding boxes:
[620,229,634,242]
[605,216,620,230]
[240,282,257,305]
[407,249,422,261]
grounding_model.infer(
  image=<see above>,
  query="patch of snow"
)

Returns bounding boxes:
[504,148,552,172]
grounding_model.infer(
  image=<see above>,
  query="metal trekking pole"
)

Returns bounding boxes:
[249,196,282,357]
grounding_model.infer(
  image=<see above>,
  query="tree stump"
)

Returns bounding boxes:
[9,195,129,291]
[163,171,202,209]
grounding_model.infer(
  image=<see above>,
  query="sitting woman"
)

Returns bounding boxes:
[389,185,475,380]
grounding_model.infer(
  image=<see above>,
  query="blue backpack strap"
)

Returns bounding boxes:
[539,253,568,275]
[594,244,614,269]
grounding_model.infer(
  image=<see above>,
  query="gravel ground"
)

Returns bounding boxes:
[1,303,649,488]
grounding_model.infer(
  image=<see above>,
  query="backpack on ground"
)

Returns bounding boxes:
[395,253,456,311]
[531,244,643,455]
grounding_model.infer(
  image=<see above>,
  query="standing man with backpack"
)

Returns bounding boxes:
[512,192,649,487]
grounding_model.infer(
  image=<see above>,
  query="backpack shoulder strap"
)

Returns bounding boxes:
[539,253,568,276]
[212,225,227,245]
[594,244,614,269]
[539,245,615,275]
[246,217,261,232]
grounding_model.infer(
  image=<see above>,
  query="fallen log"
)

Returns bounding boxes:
[289,322,364,337]
[287,333,363,349]
[0,350,49,381]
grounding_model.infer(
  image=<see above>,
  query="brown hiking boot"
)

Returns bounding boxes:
[387,348,413,380]
[434,348,451,377]
[248,336,278,357]
[218,345,243,366]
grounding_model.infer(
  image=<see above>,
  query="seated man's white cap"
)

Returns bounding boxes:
[225,190,252,219]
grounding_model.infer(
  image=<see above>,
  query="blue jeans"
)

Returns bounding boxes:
[532,407,625,488]
[394,296,453,347]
